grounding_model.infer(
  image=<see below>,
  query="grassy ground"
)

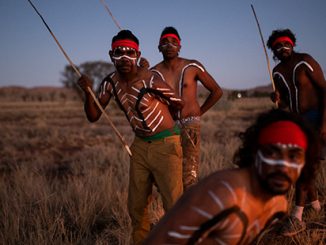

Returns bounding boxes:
[0,95,325,244]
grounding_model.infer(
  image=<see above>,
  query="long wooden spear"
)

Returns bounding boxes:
[250,4,278,107]
[27,0,132,156]
[99,0,122,30]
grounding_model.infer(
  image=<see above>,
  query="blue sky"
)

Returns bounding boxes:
[0,0,325,89]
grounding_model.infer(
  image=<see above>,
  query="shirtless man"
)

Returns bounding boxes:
[267,28,325,236]
[77,30,184,244]
[144,109,319,244]
[151,26,223,190]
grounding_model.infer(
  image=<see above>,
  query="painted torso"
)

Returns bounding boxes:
[98,71,181,137]
[273,54,321,114]
[152,59,205,118]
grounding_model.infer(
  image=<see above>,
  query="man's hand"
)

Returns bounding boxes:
[270,91,281,104]
[169,106,180,121]
[139,57,150,69]
[77,74,93,93]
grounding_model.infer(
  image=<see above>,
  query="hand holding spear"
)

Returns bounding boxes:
[27,0,132,156]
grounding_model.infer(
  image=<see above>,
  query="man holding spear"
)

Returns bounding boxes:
[267,28,325,236]
[27,1,183,243]
[78,30,184,244]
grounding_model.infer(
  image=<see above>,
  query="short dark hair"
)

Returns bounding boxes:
[233,109,320,184]
[160,26,181,41]
[267,28,296,50]
[112,29,139,45]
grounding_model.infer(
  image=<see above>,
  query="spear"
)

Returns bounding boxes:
[250,4,278,107]
[27,0,132,156]
[100,0,122,30]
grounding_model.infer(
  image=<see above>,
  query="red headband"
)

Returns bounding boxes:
[258,120,307,150]
[160,34,180,45]
[111,39,139,51]
[272,36,294,48]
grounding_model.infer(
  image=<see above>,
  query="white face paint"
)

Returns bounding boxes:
[160,42,179,49]
[276,46,291,52]
[255,150,304,175]
[111,46,138,64]
[112,55,137,61]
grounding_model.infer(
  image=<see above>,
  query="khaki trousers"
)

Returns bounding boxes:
[128,135,183,244]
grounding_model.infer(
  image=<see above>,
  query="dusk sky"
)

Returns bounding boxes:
[1,0,325,89]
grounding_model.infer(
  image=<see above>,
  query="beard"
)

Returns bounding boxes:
[258,172,292,195]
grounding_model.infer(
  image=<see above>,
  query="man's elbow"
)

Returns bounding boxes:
[213,88,223,101]
[86,112,101,123]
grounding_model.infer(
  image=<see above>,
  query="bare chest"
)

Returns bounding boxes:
[112,79,154,112]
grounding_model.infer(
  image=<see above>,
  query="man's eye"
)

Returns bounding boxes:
[261,148,280,159]
[126,50,137,56]
[289,152,303,161]
[267,152,279,158]
[284,42,292,47]
[113,50,123,56]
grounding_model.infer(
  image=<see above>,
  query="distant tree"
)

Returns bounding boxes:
[61,60,115,90]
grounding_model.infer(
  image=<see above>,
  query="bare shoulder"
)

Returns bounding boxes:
[298,52,314,60]
[181,58,206,74]
[183,58,203,66]
[299,52,319,64]
[295,52,323,71]
[185,168,247,206]
[151,61,164,70]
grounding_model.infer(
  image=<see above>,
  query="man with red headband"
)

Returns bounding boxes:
[144,26,223,191]
[144,109,319,244]
[267,28,325,236]
[77,30,184,244]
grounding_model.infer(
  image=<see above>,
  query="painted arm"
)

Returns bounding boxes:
[305,55,326,135]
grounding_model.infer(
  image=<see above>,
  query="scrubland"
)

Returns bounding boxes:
[0,88,325,244]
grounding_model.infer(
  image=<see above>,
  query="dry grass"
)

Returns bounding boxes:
[0,90,325,244]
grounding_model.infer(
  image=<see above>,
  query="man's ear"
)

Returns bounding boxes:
[136,51,142,64]
[108,50,114,62]
[158,45,162,53]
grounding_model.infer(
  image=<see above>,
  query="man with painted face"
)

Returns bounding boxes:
[149,26,223,190]
[267,28,325,236]
[143,109,319,245]
[77,30,184,244]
